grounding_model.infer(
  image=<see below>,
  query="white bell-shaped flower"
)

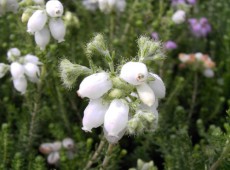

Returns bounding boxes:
[136,83,155,107]
[6,0,19,14]
[103,127,126,144]
[13,75,27,94]
[98,0,110,13]
[46,0,64,17]
[24,63,40,83]
[116,0,126,12]
[82,99,109,132]
[62,138,74,150]
[77,72,112,99]
[10,62,24,78]
[172,10,186,24]
[203,68,214,78]
[120,62,148,85]
[27,10,48,34]
[39,143,54,154]
[49,18,66,42]
[47,151,60,165]
[104,99,129,137]
[35,26,51,50]
[24,54,41,65]
[7,48,21,62]
[51,141,62,151]
[0,63,9,78]
[148,73,166,99]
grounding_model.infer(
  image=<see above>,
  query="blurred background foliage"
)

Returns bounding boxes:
[0,0,230,169]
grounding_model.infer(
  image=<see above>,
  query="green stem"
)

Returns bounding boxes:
[84,137,106,170]
[188,72,198,121]
[100,144,115,170]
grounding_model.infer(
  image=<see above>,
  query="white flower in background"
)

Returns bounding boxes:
[172,10,186,24]
[77,72,112,99]
[104,99,129,137]
[13,75,28,94]
[2,48,42,94]
[62,138,74,150]
[46,0,64,17]
[47,151,60,165]
[0,0,19,16]
[49,18,66,42]
[203,68,214,78]
[82,99,109,132]
[120,62,148,85]
[35,26,51,50]
[7,48,21,62]
[82,0,98,11]
[27,10,48,34]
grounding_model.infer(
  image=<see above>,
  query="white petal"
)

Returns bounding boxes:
[82,99,109,132]
[47,152,60,165]
[120,62,148,85]
[24,63,40,83]
[136,83,155,107]
[115,0,126,12]
[10,62,24,78]
[49,18,66,42]
[50,141,62,151]
[77,72,112,99]
[13,75,27,94]
[148,73,166,98]
[103,127,126,144]
[35,26,51,50]
[7,48,21,61]
[6,0,19,13]
[27,10,47,34]
[46,0,64,17]
[104,99,129,137]
[62,138,74,149]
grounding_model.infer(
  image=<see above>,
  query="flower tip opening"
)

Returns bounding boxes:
[82,126,92,132]
[58,39,65,43]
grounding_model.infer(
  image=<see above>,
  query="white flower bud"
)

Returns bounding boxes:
[39,143,54,154]
[62,138,74,150]
[0,63,9,78]
[49,18,66,43]
[120,62,148,85]
[7,48,21,62]
[172,10,186,24]
[46,0,64,17]
[77,72,112,99]
[24,54,41,65]
[203,68,214,78]
[35,26,51,50]
[116,0,126,12]
[24,63,40,83]
[148,73,166,99]
[104,99,129,137]
[82,99,109,132]
[51,141,62,151]
[10,62,24,78]
[27,10,48,34]
[47,151,60,164]
[136,83,155,107]
[13,75,27,94]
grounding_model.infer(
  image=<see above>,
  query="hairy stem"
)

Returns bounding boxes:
[100,144,115,170]
[84,138,106,170]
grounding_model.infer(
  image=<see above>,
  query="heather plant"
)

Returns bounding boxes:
[0,0,230,170]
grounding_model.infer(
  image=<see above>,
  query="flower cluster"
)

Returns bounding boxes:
[39,138,75,165]
[60,35,166,143]
[0,0,18,16]
[0,48,42,94]
[23,0,65,50]
[188,18,212,38]
[82,0,126,13]
[179,52,215,77]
